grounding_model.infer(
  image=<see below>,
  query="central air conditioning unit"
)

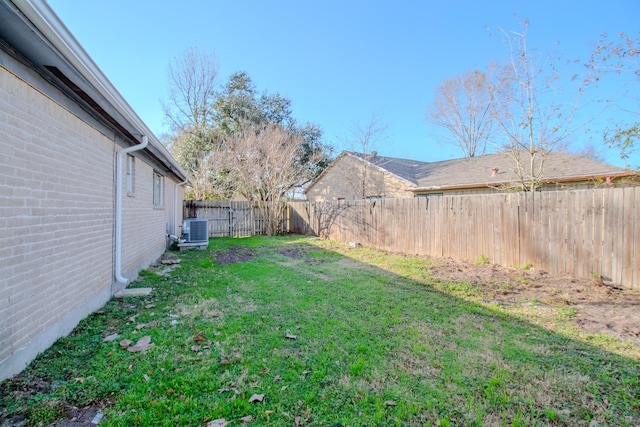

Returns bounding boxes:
[182,218,208,243]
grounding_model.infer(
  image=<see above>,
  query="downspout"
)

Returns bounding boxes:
[115,135,148,285]
[174,177,188,238]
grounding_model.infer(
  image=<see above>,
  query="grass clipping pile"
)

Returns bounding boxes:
[427,256,640,345]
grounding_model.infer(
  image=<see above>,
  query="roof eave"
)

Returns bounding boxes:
[8,0,188,182]
[409,171,638,193]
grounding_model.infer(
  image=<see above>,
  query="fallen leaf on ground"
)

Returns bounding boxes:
[119,339,132,349]
[103,333,119,342]
[127,336,154,352]
[265,410,274,415]
[285,333,297,340]
[191,345,201,352]
[143,374,150,382]
[249,393,265,403]
[145,304,156,309]
[260,368,270,375]
[273,375,282,382]
[106,350,114,357]
[295,416,301,426]
[385,400,397,406]
[135,321,158,330]
[240,415,253,423]
[193,334,207,342]
[206,419,227,427]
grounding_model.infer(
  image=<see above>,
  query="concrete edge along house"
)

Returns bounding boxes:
[305,150,639,202]
[0,0,189,380]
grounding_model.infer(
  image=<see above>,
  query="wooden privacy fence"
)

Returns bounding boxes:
[184,200,272,237]
[288,187,639,290]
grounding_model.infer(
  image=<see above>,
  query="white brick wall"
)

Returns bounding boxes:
[0,62,183,380]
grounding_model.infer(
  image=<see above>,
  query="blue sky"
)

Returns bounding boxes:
[47,0,639,167]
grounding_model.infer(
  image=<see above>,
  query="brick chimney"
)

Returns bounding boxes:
[491,167,499,177]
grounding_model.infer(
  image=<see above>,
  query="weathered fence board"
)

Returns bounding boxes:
[183,200,274,238]
[288,187,640,289]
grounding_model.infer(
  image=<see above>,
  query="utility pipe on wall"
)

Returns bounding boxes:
[174,177,188,238]
[115,135,148,285]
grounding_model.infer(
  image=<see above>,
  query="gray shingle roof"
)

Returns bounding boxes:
[349,151,633,190]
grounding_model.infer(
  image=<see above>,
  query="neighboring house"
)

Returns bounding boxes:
[306,150,638,201]
[0,0,188,380]
[305,151,417,201]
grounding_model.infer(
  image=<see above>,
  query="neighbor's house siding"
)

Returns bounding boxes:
[306,154,412,202]
[0,55,183,380]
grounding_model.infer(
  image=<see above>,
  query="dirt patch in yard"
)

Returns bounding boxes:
[427,257,640,345]
[213,246,256,265]
[275,244,324,263]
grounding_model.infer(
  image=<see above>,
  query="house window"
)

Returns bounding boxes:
[126,155,135,195]
[153,172,164,208]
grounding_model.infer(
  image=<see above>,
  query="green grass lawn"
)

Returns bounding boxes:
[1,235,639,426]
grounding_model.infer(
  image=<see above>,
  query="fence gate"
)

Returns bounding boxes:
[183,200,267,237]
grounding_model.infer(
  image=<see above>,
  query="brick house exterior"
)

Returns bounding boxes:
[0,0,188,380]
[306,151,638,201]
[305,151,415,201]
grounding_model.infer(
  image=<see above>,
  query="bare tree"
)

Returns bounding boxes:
[428,65,504,157]
[162,48,222,199]
[224,122,319,235]
[587,31,639,166]
[493,19,583,191]
[343,115,388,198]
[163,47,219,131]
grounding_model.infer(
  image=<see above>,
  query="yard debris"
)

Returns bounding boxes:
[135,320,157,330]
[348,241,362,248]
[248,393,265,403]
[143,374,150,382]
[119,339,132,349]
[114,288,153,298]
[285,332,297,340]
[193,334,207,342]
[206,419,228,427]
[90,412,104,425]
[273,375,282,382]
[124,336,154,353]
[102,333,119,342]
[240,415,253,423]
[384,400,397,406]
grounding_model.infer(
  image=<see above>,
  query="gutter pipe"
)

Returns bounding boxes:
[115,135,148,285]
[174,177,188,238]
